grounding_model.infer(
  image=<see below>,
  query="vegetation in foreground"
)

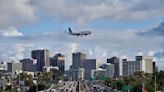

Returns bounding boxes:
[103,71,164,92]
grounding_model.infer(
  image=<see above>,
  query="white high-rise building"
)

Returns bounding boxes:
[123,55,153,76]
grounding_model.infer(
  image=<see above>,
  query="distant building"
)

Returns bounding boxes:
[153,62,158,72]
[123,56,154,76]
[123,59,141,76]
[65,70,72,80]
[122,59,128,76]
[91,68,107,79]
[82,59,100,78]
[100,63,114,78]
[72,68,85,81]
[21,58,37,72]
[136,56,153,73]
[0,79,6,88]
[7,61,22,74]
[0,62,7,71]
[0,62,7,74]
[50,53,65,73]
[107,57,120,78]
[31,49,50,71]
[72,52,86,69]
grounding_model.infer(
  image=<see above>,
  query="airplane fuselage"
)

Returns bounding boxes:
[69,31,91,36]
[67,28,92,36]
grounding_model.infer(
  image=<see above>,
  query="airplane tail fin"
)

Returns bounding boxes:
[68,27,72,33]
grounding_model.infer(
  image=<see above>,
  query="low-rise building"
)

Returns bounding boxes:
[7,61,22,74]
[100,63,114,78]
[21,58,37,72]
[91,68,107,79]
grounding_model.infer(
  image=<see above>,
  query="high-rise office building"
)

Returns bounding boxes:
[31,49,50,71]
[72,52,86,69]
[21,58,37,72]
[123,59,141,76]
[123,55,154,76]
[136,56,153,73]
[50,53,65,73]
[82,59,100,78]
[107,57,120,78]
[122,59,128,76]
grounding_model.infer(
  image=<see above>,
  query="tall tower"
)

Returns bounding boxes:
[107,57,120,78]
[72,52,86,69]
[31,49,50,71]
[136,56,153,73]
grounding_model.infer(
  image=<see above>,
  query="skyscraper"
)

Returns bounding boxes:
[122,59,141,76]
[136,56,153,73]
[31,49,50,71]
[50,53,65,73]
[122,55,154,76]
[82,59,100,78]
[107,57,120,78]
[72,52,86,69]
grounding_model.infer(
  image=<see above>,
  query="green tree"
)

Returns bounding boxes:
[42,71,52,81]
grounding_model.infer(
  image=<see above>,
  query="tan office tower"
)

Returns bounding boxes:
[136,56,153,73]
[123,55,153,76]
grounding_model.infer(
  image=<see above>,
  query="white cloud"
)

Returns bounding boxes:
[0,43,34,62]
[32,0,164,23]
[155,58,164,70]
[0,0,36,28]
[148,50,155,56]
[0,26,23,37]
[0,23,163,70]
[0,0,163,28]
[69,43,80,52]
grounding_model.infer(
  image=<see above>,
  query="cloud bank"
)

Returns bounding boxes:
[0,23,163,69]
[0,0,163,70]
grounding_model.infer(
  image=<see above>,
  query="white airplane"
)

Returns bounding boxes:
[66,27,92,36]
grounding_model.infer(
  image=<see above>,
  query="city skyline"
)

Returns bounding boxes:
[0,0,163,70]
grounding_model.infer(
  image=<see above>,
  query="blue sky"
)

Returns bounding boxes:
[19,16,163,34]
[0,0,164,70]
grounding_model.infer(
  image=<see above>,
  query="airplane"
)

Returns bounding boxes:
[66,27,92,36]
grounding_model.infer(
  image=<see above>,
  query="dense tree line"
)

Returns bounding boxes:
[103,71,164,92]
